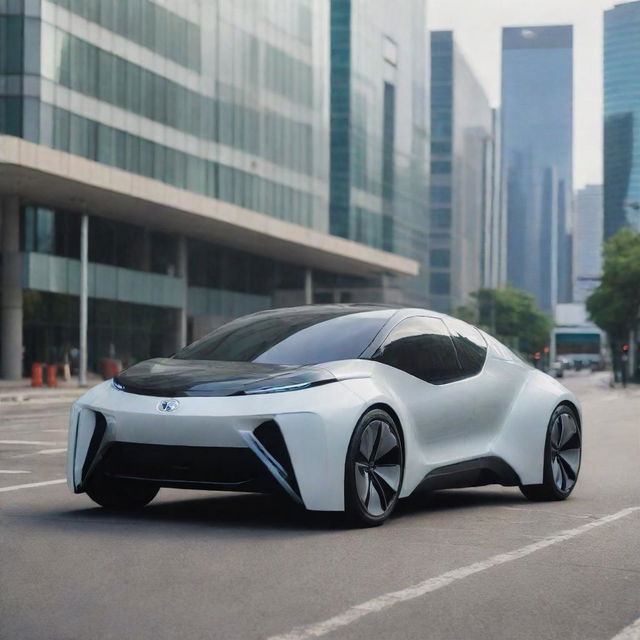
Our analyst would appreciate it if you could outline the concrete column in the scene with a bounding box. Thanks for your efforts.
[304,268,313,305]
[176,236,188,350]
[79,214,89,386]
[1,197,23,380]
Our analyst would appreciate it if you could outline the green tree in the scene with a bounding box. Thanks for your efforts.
[454,286,553,355]
[586,228,640,342]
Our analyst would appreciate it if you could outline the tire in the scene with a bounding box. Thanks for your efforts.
[86,473,159,510]
[344,408,404,527]
[520,404,581,501]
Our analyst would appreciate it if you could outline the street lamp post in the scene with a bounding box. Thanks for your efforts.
[79,213,89,387]
[622,202,639,381]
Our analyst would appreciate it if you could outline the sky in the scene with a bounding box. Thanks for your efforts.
[429,0,629,191]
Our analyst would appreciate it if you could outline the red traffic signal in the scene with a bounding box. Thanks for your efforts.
[622,344,629,352]
[543,346,550,354]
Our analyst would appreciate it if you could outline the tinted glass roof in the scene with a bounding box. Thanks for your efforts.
[174,305,400,365]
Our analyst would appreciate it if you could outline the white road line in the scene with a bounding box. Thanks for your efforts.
[0,469,31,474]
[611,616,640,640]
[11,447,67,459]
[268,506,640,640]
[0,440,65,446]
[0,478,66,493]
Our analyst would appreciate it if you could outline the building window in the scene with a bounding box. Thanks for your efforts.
[430,249,450,268]
[431,141,451,155]
[430,209,451,229]
[431,160,451,174]
[430,185,451,204]
[430,272,450,295]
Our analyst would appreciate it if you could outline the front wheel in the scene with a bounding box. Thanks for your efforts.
[520,404,581,501]
[86,474,159,510]
[344,409,404,527]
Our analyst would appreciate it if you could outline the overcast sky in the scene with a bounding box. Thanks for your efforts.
[429,0,629,191]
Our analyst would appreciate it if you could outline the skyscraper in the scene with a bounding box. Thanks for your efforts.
[429,31,499,314]
[501,26,574,312]
[0,1,423,379]
[604,0,640,238]
[573,185,603,303]
[330,0,430,305]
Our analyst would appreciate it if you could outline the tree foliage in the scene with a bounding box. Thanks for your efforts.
[586,228,640,341]
[454,286,553,355]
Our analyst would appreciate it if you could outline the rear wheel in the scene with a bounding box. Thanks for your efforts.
[345,409,403,527]
[520,404,581,501]
[86,474,159,510]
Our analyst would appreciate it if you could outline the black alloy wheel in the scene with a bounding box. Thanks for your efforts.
[345,408,404,527]
[520,404,581,501]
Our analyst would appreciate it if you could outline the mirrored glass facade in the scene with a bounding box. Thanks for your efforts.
[0,0,429,378]
[1,0,328,229]
[430,31,497,313]
[330,0,429,304]
[604,0,640,236]
[501,26,573,312]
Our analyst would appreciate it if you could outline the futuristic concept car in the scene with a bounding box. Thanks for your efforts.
[67,305,582,526]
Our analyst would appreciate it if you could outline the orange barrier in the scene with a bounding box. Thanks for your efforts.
[31,363,43,387]
[46,364,58,388]
[100,358,122,380]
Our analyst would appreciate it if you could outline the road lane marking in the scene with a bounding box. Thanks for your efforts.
[611,618,640,640]
[0,440,65,446]
[0,478,66,493]
[268,506,640,640]
[0,470,31,474]
[11,447,67,459]
[611,616,640,640]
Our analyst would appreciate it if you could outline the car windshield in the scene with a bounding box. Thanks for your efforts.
[174,307,394,366]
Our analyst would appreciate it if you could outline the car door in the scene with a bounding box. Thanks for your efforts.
[443,317,513,453]
[370,315,484,466]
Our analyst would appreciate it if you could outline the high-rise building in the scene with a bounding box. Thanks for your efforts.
[330,0,429,305]
[483,108,507,291]
[573,185,603,303]
[0,0,424,380]
[429,31,500,314]
[501,26,574,312]
[604,0,640,238]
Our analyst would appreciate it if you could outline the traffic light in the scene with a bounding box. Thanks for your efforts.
[534,352,541,360]
[543,346,550,354]
[622,344,629,353]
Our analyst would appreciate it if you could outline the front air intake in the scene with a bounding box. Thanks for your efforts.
[81,411,107,483]
[241,420,302,504]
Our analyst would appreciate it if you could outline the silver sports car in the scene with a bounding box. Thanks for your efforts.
[68,304,582,526]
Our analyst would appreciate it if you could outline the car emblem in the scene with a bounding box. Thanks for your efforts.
[157,399,180,413]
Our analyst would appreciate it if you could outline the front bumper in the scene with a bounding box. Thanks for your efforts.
[67,380,367,511]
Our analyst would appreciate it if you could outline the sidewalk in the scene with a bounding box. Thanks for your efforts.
[0,374,103,404]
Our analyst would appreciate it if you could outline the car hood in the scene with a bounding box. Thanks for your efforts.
[113,358,331,397]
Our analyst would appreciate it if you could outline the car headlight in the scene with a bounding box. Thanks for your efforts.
[238,369,336,395]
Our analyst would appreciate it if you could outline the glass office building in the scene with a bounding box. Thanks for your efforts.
[501,26,574,313]
[604,0,640,237]
[430,31,501,314]
[329,0,429,305]
[0,0,420,379]
[573,184,603,303]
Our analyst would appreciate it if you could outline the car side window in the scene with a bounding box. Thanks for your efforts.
[370,316,460,384]
[445,317,488,378]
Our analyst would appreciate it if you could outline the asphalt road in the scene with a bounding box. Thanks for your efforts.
[1,371,638,640]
